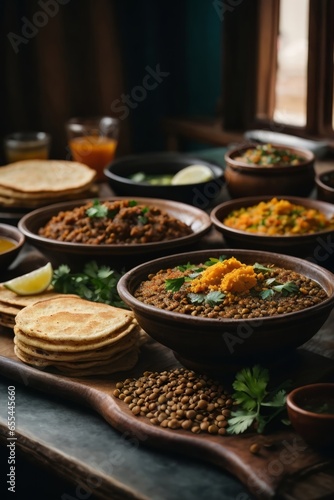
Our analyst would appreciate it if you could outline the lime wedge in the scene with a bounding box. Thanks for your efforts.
[171,165,214,185]
[3,262,53,295]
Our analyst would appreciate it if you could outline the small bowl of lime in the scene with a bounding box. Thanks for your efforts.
[104,152,225,208]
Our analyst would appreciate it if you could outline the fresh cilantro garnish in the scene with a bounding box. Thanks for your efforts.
[187,293,206,304]
[272,281,299,295]
[86,199,110,218]
[187,291,225,306]
[177,262,195,272]
[227,365,289,435]
[253,263,273,273]
[51,261,127,308]
[165,277,185,292]
[85,200,119,219]
[204,255,227,266]
[128,200,138,207]
[259,279,299,300]
[205,291,225,306]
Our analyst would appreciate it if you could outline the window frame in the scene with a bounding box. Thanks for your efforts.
[221,0,334,142]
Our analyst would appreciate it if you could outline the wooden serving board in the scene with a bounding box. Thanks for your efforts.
[0,326,334,499]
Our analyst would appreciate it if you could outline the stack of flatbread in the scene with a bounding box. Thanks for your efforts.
[0,160,98,209]
[13,296,145,377]
[0,284,73,329]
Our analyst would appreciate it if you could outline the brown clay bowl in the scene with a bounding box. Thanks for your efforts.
[117,249,334,375]
[224,143,315,198]
[18,197,212,271]
[210,196,334,265]
[286,383,334,449]
[316,169,334,204]
[0,223,25,270]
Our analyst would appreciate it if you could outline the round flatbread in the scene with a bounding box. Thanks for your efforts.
[15,296,135,344]
[0,160,96,194]
[14,329,139,362]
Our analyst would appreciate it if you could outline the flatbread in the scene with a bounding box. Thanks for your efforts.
[13,320,139,352]
[0,185,98,207]
[14,329,140,362]
[0,160,96,194]
[15,296,135,344]
[0,285,76,307]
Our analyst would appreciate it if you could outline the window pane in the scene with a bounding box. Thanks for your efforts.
[274,0,309,126]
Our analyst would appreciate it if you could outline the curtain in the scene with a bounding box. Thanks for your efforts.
[0,0,131,163]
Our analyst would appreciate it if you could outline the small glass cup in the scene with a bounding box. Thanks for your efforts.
[4,131,51,163]
[66,116,119,182]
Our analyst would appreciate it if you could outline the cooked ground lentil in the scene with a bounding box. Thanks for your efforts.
[113,368,234,435]
[223,198,334,235]
[134,257,328,319]
[38,199,193,244]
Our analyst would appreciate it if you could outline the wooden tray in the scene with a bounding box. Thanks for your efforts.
[0,326,334,499]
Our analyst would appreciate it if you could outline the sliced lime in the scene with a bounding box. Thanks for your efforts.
[171,165,214,185]
[3,262,53,295]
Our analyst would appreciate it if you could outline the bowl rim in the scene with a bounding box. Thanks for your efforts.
[17,196,213,255]
[286,382,334,419]
[0,223,25,254]
[104,152,224,187]
[315,169,334,193]
[117,248,334,326]
[210,195,334,242]
[224,142,315,171]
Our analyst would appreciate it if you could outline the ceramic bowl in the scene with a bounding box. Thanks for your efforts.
[117,249,334,375]
[316,169,334,204]
[17,197,212,271]
[224,143,315,198]
[0,223,25,269]
[104,152,225,209]
[286,383,334,449]
[210,196,334,265]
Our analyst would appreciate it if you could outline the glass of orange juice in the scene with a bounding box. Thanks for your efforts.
[4,132,51,163]
[66,116,119,182]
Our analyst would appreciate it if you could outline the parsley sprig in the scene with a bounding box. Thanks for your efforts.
[260,279,299,300]
[227,365,289,435]
[51,261,128,309]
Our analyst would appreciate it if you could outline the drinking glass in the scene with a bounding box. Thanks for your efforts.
[4,131,51,163]
[66,116,119,181]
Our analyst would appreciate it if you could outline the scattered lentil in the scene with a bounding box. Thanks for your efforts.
[113,368,234,436]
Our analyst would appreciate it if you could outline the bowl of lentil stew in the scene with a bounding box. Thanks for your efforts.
[224,143,315,198]
[210,196,334,266]
[117,249,334,375]
[17,197,212,270]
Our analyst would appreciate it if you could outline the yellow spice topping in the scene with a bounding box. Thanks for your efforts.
[189,257,257,294]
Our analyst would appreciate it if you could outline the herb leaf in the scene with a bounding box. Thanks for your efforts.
[253,263,273,273]
[227,365,288,435]
[86,199,109,218]
[51,261,127,308]
[165,277,185,292]
[205,291,225,306]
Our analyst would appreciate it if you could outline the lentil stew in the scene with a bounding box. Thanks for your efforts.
[134,256,328,319]
[38,199,193,244]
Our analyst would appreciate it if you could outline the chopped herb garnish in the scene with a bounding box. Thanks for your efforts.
[227,365,289,435]
[253,263,273,273]
[165,277,186,292]
[86,199,110,218]
[51,261,127,308]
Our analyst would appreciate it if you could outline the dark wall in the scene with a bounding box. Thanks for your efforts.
[0,0,222,163]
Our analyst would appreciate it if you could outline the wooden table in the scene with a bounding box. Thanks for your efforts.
[0,174,334,500]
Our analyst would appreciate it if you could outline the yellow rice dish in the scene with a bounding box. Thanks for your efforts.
[223,198,334,235]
